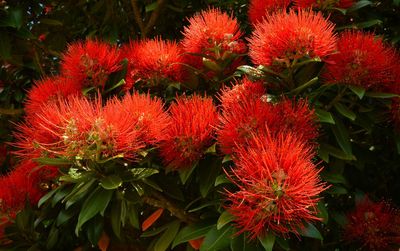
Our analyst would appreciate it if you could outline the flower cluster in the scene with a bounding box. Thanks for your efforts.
[217,78,318,155]
[226,132,327,238]
[295,0,354,9]
[248,0,291,25]
[182,8,247,77]
[323,31,399,91]
[345,198,400,250]
[249,10,337,69]
[159,95,218,169]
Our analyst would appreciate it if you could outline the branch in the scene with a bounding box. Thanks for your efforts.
[130,0,168,38]
[0,108,24,116]
[142,191,197,224]
[130,0,146,37]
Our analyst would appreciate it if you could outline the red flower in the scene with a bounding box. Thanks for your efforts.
[181,8,246,77]
[226,131,327,238]
[14,96,145,161]
[0,160,58,215]
[60,40,121,88]
[25,76,82,117]
[123,38,185,90]
[344,198,400,250]
[248,0,291,25]
[159,95,218,169]
[217,96,318,155]
[323,31,398,91]
[105,92,170,145]
[38,33,47,42]
[219,77,266,112]
[248,10,336,68]
[295,0,354,9]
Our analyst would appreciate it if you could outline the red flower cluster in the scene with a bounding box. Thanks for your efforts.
[15,93,168,161]
[217,78,318,155]
[226,132,327,238]
[159,95,218,169]
[323,31,399,91]
[249,10,336,69]
[295,0,354,9]
[248,0,291,25]
[123,38,185,90]
[345,198,400,250]
[60,40,121,88]
[0,160,58,216]
[181,8,246,76]
[25,76,82,116]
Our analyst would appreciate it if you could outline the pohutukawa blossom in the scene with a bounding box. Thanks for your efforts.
[181,8,247,76]
[344,198,400,250]
[123,38,185,90]
[248,10,336,69]
[248,0,291,25]
[0,160,58,216]
[25,76,82,116]
[295,0,354,9]
[323,31,399,91]
[14,96,145,161]
[105,92,171,145]
[159,95,218,169]
[217,96,318,155]
[219,77,266,111]
[60,40,121,88]
[226,131,327,238]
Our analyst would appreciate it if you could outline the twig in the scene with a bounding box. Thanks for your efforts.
[142,191,197,224]
[130,0,168,38]
[130,0,146,37]
[0,108,24,116]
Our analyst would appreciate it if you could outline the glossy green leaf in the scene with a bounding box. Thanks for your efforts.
[34,157,72,166]
[154,221,180,251]
[299,223,323,240]
[331,117,352,155]
[75,187,113,235]
[316,109,335,124]
[215,174,230,186]
[347,0,373,12]
[365,92,399,98]
[56,207,76,226]
[172,222,214,248]
[130,168,159,180]
[179,163,197,185]
[3,9,23,29]
[276,238,290,250]
[349,85,365,99]
[216,211,235,230]
[319,143,355,160]
[199,159,220,197]
[334,103,356,121]
[231,234,263,251]
[38,188,58,208]
[111,200,122,238]
[317,201,329,224]
[222,155,232,163]
[258,232,275,251]
[128,203,140,229]
[200,225,233,251]
[100,175,123,190]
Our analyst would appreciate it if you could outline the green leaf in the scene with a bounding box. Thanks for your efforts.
[215,174,231,186]
[331,116,352,155]
[64,179,96,209]
[100,175,123,190]
[258,232,275,251]
[34,157,72,166]
[317,201,329,224]
[334,103,356,121]
[199,159,221,197]
[75,187,113,235]
[337,19,382,30]
[141,224,170,238]
[172,222,214,248]
[237,65,264,79]
[0,32,11,59]
[179,163,197,185]
[52,186,72,207]
[154,221,180,251]
[217,211,235,230]
[38,188,58,208]
[205,143,217,154]
[347,0,373,12]
[127,203,139,229]
[349,85,365,99]
[2,9,23,29]
[111,200,122,238]
[222,155,232,163]
[145,2,158,12]
[276,238,290,251]
[316,109,335,124]
[365,92,399,99]
[231,234,263,251]
[56,207,76,226]
[322,172,347,184]
[130,168,159,180]
[46,225,59,250]
[40,18,63,26]
[319,143,355,160]
[299,223,323,240]
[200,225,233,251]
[328,185,348,195]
